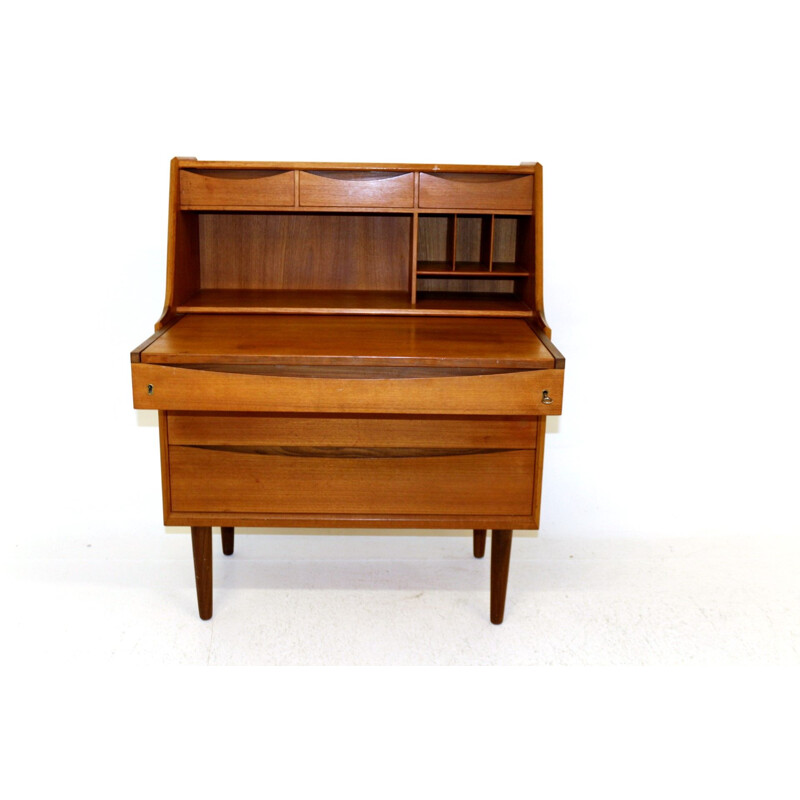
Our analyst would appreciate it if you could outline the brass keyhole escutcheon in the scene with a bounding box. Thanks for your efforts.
[147,384,154,395]
[542,390,553,405]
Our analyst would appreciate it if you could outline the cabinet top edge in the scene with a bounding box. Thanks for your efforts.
[176,159,539,174]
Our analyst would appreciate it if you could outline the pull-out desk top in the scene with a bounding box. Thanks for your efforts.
[137,314,556,369]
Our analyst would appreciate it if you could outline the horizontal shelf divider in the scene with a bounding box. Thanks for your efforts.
[181,205,533,214]
[176,289,532,318]
[417,264,529,277]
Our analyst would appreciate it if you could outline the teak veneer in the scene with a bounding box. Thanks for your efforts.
[131,158,565,624]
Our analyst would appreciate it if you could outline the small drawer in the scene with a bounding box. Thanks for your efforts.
[419,173,533,210]
[299,170,414,208]
[168,413,539,449]
[169,445,535,516]
[180,169,295,208]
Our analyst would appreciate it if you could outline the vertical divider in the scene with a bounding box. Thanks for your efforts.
[410,212,418,304]
[485,215,495,273]
[293,170,300,208]
[452,214,458,271]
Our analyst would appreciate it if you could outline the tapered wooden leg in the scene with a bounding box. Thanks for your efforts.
[191,526,213,620]
[473,529,486,558]
[221,526,234,556]
[490,529,513,624]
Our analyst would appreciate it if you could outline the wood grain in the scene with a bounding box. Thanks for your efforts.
[190,527,213,620]
[414,292,530,315]
[490,530,513,624]
[179,160,537,175]
[174,289,533,317]
[532,163,550,336]
[180,169,295,208]
[473,529,487,558]
[138,314,554,368]
[133,363,564,415]
[167,511,539,530]
[170,446,535,516]
[198,213,412,292]
[417,215,455,265]
[159,410,172,524]
[299,170,414,208]
[420,173,533,210]
[167,413,539,449]
[156,158,199,329]
[530,326,566,369]
[416,278,516,294]
[131,316,182,363]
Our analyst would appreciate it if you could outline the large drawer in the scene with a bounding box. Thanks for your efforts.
[419,172,533,210]
[180,168,295,208]
[299,170,414,207]
[133,364,564,415]
[168,445,535,516]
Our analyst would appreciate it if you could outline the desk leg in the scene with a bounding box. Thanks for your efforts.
[490,530,513,624]
[191,526,213,620]
[221,526,234,556]
[473,529,486,558]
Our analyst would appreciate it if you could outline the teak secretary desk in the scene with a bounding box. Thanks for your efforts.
[131,158,565,624]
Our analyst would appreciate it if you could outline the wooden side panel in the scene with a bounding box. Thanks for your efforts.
[532,163,550,336]
[157,158,199,329]
[158,410,171,523]
[532,414,547,528]
[169,446,535,515]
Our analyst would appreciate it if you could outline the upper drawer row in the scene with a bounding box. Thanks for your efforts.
[179,169,534,211]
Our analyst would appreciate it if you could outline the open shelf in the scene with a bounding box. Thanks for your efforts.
[168,188,537,320]
[414,292,532,317]
[415,213,531,291]
[176,289,532,318]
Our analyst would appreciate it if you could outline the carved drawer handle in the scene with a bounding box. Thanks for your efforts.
[542,390,553,405]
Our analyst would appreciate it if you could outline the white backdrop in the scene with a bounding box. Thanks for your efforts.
[3,1,798,794]
[3,1,797,543]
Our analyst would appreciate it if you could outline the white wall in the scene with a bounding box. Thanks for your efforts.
[4,1,798,541]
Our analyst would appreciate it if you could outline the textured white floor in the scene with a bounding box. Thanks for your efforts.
[4,529,798,666]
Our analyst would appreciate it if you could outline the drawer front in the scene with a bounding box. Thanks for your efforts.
[419,173,533,210]
[133,364,564,415]
[299,170,414,207]
[168,413,538,449]
[169,445,534,516]
[180,169,295,207]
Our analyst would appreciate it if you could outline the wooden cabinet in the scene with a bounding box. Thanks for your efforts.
[131,158,565,624]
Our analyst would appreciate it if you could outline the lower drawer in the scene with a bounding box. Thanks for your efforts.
[168,445,535,516]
